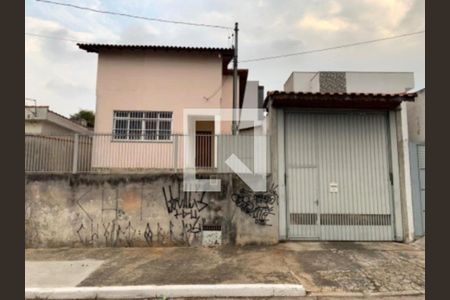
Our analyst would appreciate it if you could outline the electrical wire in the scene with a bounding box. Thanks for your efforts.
[25,32,81,43]
[26,28,425,66]
[203,82,224,101]
[240,30,425,63]
[35,0,233,30]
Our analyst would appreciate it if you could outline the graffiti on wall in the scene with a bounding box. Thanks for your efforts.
[143,223,153,245]
[72,180,211,247]
[231,183,279,226]
[162,184,208,244]
[76,219,180,247]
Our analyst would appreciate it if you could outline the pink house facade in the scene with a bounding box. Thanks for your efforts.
[78,44,247,170]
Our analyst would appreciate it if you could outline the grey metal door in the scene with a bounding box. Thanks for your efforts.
[285,114,320,239]
[285,111,395,241]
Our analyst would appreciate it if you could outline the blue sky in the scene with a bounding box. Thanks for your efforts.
[25,0,425,116]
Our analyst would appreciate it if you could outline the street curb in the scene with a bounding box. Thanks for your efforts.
[311,290,425,297]
[25,284,306,299]
[307,290,425,299]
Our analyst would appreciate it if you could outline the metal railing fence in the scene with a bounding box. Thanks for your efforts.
[25,133,270,174]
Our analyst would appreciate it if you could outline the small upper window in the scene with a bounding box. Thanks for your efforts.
[113,111,173,141]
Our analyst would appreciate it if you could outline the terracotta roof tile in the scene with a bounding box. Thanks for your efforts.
[77,43,234,55]
[264,91,417,110]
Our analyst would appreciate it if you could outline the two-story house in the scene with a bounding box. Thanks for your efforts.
[78,44,247,170]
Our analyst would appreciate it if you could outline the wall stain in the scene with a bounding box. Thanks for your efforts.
[231,183,279,226]
[25,174,278,248]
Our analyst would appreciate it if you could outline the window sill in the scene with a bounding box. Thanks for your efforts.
[110,139,173,143]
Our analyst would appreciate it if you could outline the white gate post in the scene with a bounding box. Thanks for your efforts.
[173,135,178,172]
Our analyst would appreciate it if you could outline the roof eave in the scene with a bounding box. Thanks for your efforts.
[77,43,234,56]
[263,91,416,110]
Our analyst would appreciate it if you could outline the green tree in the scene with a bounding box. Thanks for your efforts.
[70,109,95,128]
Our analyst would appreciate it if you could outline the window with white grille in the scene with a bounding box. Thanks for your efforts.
[113,111,173,141]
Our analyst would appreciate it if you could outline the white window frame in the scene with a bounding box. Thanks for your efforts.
[112,111,173,142]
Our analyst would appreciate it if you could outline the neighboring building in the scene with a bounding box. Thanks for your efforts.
[284,71,414,93]
[238,81,265,135]
[283,72,425,239]
[78,44,247,170]
[264,89,417,243]
[267,71,420,242]
[25,106,92,135]
[406,88,425,144]
[406,88,425,237]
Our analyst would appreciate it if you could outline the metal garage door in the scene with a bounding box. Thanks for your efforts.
[285,111,395,241]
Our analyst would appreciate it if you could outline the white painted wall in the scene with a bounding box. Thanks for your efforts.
[284,72,415,93]
[399,102,415,242]
[406,89,425,143]
[283,73,295,92]
[309,73,320,92]
[239,81,262,130]
[25,120,87,135]
[284,72,318,92]
[25,122,43,134]
[345,72,414,93]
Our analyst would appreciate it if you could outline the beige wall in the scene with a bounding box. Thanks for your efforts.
[25,122,43,135]
[25,120,83,135]
[93,50,237,169]
[95,50,234,134]
[41,122,81,135]
[220,74,234,133]
[25,173,279,248]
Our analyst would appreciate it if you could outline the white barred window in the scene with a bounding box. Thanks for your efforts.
[113,111,173,141]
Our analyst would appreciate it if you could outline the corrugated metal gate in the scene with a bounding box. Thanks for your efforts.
[285,111,395,241]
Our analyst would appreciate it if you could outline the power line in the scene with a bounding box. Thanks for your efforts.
[240,30,425,63]
[26,27,424,65]
[35,0,232,30]
[25,32,81,43]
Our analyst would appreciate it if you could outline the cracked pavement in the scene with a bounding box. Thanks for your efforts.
[25,240,425,297]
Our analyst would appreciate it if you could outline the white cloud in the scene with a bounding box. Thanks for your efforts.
[327,1,342,14]
[298,14,354,32]
[25,0,425,117]
[25,16,101,116]
[365,0,414,20]
[119,23,161,44]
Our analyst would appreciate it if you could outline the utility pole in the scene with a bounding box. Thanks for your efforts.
[232,22,239,135]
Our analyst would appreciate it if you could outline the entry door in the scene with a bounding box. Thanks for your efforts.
[195,131,213,168]
[285,114,320,239]
[285,111,395,241]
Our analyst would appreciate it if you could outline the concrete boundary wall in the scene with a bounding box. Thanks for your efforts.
[25,173,279,248]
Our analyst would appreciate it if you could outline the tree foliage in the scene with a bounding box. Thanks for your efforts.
[70,109,95,128]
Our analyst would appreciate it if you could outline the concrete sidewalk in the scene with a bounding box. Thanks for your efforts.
[25,241,425,299]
